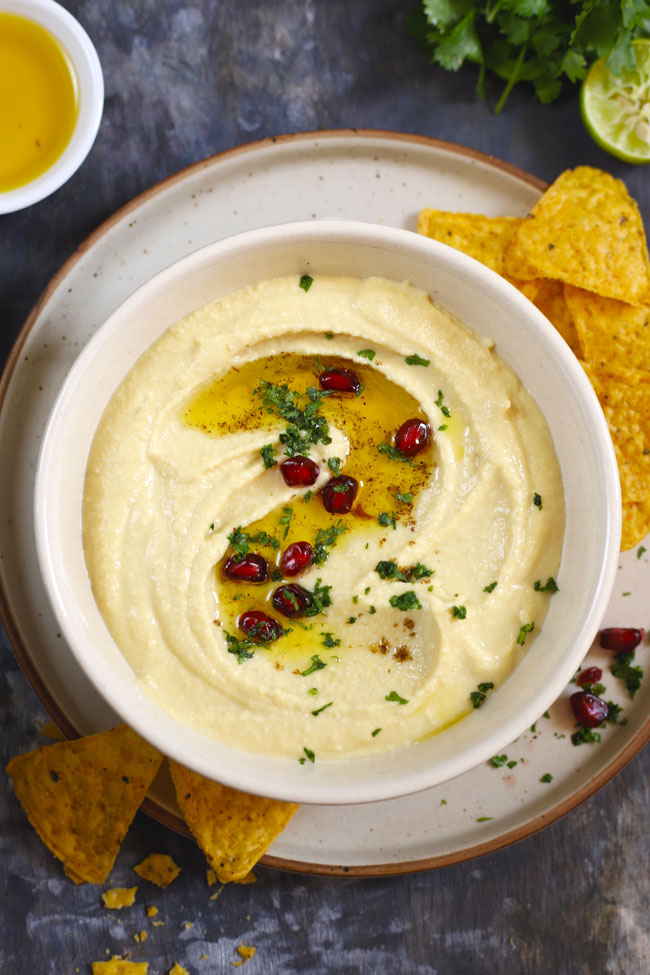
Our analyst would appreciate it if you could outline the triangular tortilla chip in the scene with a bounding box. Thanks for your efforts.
[533,279,582,356]
[168,760,298,883]
[565,286,650,370]
[503,167,650,304]
[6,724,162,884]
[133,852,180,888]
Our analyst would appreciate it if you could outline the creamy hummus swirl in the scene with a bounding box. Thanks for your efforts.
[83,275,564,760]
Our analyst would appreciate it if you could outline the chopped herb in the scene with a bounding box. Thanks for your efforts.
[378,511,397,530]
[324,331,334,340]
[301,655,327,676]
[637,546,647,559]
[610,651,643,699]
[440,799,447,805]
[375,559,408,582]
[320,632,341,649]
[313,522,346,565]
[352,595,359,604]
[302,578,332,617]
[299,274,313,292]
[347,616,357,624]
[357,349,376,361]
[483,581,498,593]
[208,522,215,532]
[581,681,606,697]
[369,605,376,614]
[327,456,341,476]
[543,711,550,719]
[530,722,537,734]
[507,760,518,769]
[534,577,559,593]
[408,562,433,580]
[389,591,422,611]
[260,443,277,469]
[533,493,543,510]
[299,746,315,764]
[452,605,467,619]
[308,687,318,696]
[623,591,631,597]
[606,701,625,724]
[303,490,313,504]
[540,773,553,783]
[311,701,333,716]
[279,506,293,539]
[371,728,382,737]
[405,353,430,367]
[377,441,415,467]
[477,817,493,822]
[517,622,535,646]
[435,389,451,417]
[364,586,371,595]
[396,492,413,503]
[270,567,283,582]
[572,726,601,746]
[253,379,331,458]
[470,681,494,709]
[385,690,409,705]
[224,631,256,664]
[490,754,508,768]
[227,526,280,556]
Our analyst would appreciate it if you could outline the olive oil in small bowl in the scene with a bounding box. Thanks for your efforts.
[0,0,103,213]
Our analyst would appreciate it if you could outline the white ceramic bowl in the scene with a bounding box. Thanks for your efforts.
[0,0,103,214]
[35,220,621,805]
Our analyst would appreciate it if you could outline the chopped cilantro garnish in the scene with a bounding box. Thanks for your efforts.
[327,456,341,475]
[507,760,517,769]
[610,651,643,699]
[483,581,498,593]
[378,511,397,530]
[321,632,341,649]
[302,578,332,617]
[572,726,601,746]
[352,595,359,604]
[533,493,543,510]
[385,690,409,705]
[347,616,356,624]
[375,560,408,582]
[324,331,334,340]
[606,701,626,724]
[260,443,277,469]
[377,442,415,466]
[357,349,376,361]
[279,506,293,539]
[540,773,553,783]
[490,754,508,767]
[270,567,283,582]
[227,526,280,556]
[638,546,647,559]
[308,687,318,696]
[301,654,327,676]
[435,389,451,417]
[299,274,313,292]
[311,701,333,716]
[517,622,535,646]
[405,353,430,367]
[253,379,331,458]
[452,605,467,619]
[299,746,315,764]
[313,522,345,565]
[389,590,422,611]
[371,727,382,737]
[470,681,494,709]
[477,817,493,822]
[224,631,256,664]
[396,491,413,503]
[534,577,559,592]
[369,605,376,614]
[303,490,313,504]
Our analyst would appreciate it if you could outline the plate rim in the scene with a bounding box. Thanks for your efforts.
[2,127,648,878]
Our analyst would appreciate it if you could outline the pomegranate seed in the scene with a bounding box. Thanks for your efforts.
[280,455,320,487]
[224,553,268,583]
[272,583,313,617]
[321,475,359,514]
[239,609,283,642]
[570,691,609,728]
[280,541,314,577]
[394,418,430,457]
[318,367,361,395]
[599,627,645,652]
[577,666,603,687]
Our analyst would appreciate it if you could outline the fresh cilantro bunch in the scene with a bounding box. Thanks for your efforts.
[410,1,650,113]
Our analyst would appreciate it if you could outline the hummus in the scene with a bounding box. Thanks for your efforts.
[83,275,564,760]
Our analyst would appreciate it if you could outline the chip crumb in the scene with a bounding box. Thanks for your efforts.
[91,959,148,974]
[209,885,225,901]
[40,720,65,740]
[206,868,217,886]
[101,887,138,910]
[133,853,181,889]
[132,930,147,943]
[184,921,193,930]
[234,871,256,885]
[232,944,256,966]
[145,905,158,918]
[152,920,165,927]
[169,965,189,975]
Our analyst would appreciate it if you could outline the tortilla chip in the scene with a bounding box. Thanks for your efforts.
[6,724,162,884]
[564,286,650,370]
[533,279,582,356]
[102,886,138,909]
[417,209,522,274]
[503,167,650,304]
[133,853,180,889]
[168,760,298,883]
[621,501,650,551]
[92,961,148,975]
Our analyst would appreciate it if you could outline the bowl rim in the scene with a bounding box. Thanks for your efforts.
[34,218,622,804]
[0,0,104,213]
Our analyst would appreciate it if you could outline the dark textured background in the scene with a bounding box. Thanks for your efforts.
[1,2,649,973]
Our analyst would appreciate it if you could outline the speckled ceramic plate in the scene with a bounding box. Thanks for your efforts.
[1,131,649,876]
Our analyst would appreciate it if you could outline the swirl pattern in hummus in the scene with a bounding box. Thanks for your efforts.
[83,275,565,760]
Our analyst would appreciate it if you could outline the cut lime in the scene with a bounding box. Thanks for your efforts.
[581,38,650,164]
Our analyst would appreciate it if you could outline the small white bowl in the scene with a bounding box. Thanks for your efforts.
[0,0,103,214]
[35,221,621,805]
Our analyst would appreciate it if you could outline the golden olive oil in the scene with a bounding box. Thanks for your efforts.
[0,13,79,192]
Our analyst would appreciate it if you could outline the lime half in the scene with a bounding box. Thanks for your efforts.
[581,38,650,164]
